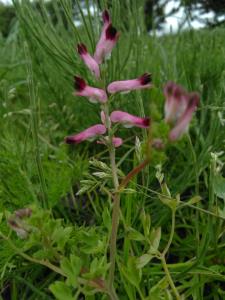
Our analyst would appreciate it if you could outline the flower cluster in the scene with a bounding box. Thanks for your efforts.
[65,10,152,147]
[65,10,199,147]
[164,82,199,141]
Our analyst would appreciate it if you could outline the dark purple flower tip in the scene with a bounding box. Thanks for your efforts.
[143,117,151,127]
[173,86,183,99]
[102,9,110,23]
[139,73,152,85]
[74,76,86,91]
[105,24,118,40]
[65,136,80,144]
[8,219,19,228]
[77,43,87,55]
[164,81,174,95]
[188,92,200,108]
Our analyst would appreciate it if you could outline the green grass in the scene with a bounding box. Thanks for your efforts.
[0,0,225,299]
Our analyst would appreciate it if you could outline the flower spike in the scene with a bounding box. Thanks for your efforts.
[74,76,107,103]
[77,43,100,79]
[107,73,152,94]
[164,82,199,140]
[110,111,150,128]
[65,124,106,144]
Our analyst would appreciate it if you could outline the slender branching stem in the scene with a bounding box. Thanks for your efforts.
[160,208,181,299]
[162,209,176,257]
[0,231,65,276]
[161,255,181,300]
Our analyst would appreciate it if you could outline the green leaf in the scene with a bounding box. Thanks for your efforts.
[136,253,153,269]
[149,227,161,253]
[187,196,202,205]
[213,174,225,200]
[49,281,74,300]
[147,277,169,299]
[127,228,145,241]
[60,255,82,287]
[141,210,151,238]
[52,226,72,250]
[120,257,142,289]
[102,207,111,231]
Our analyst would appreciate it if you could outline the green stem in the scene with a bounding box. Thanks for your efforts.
[162,209,176,257]
[102,102,120,299]
[161,255,181,300]
[108,135,120,297]
[160,209,181,299]
[0,231,64,276]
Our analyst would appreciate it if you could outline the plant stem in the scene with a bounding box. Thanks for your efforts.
[162,209,176,257]
[108,145,120,297]
[102,102,120,299]
[0,231,65,276]
[160,209,181,299]
[161,255,181,300]
[118,158,150,192]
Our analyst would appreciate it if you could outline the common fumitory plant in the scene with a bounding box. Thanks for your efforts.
[65,9,199,300]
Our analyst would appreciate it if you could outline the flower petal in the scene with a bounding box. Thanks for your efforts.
[74,76,107,103]
[107,73,152,94]
[65,124,107,144]
[169,93,199,141]
[164,82,188,123]
[110,111,150,128]
[94,13,119,65]
[77,43,100,79]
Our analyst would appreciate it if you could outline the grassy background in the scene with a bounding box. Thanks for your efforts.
[0,0,225,299]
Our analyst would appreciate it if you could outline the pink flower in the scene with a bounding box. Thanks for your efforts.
[97,136,123,148]
[110,111,150,128]
[74,76,107,103]
[112,137,123,147]
[164,82,188,123]
[65,124,106,144]
[94,10,119,64]
[169,92,199,141]
[102,9,111,29]
[107,73,152,94]
[77,43,100,79]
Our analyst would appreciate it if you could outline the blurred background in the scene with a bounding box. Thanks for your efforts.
[1,0,225,37]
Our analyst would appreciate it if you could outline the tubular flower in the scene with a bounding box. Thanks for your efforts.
[77,43,100,78]
[107,73,152,94]
[169,92,199,141]
[74,76,107,103]
[97,136,123,148]
[112,137,123,147]
[110,111,150,128]
[94,10,119,64]
[102,9,111,29]
[65,124,106,144]
[164,82,188,123]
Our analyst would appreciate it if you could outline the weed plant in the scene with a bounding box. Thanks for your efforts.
[0,1,225,299]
